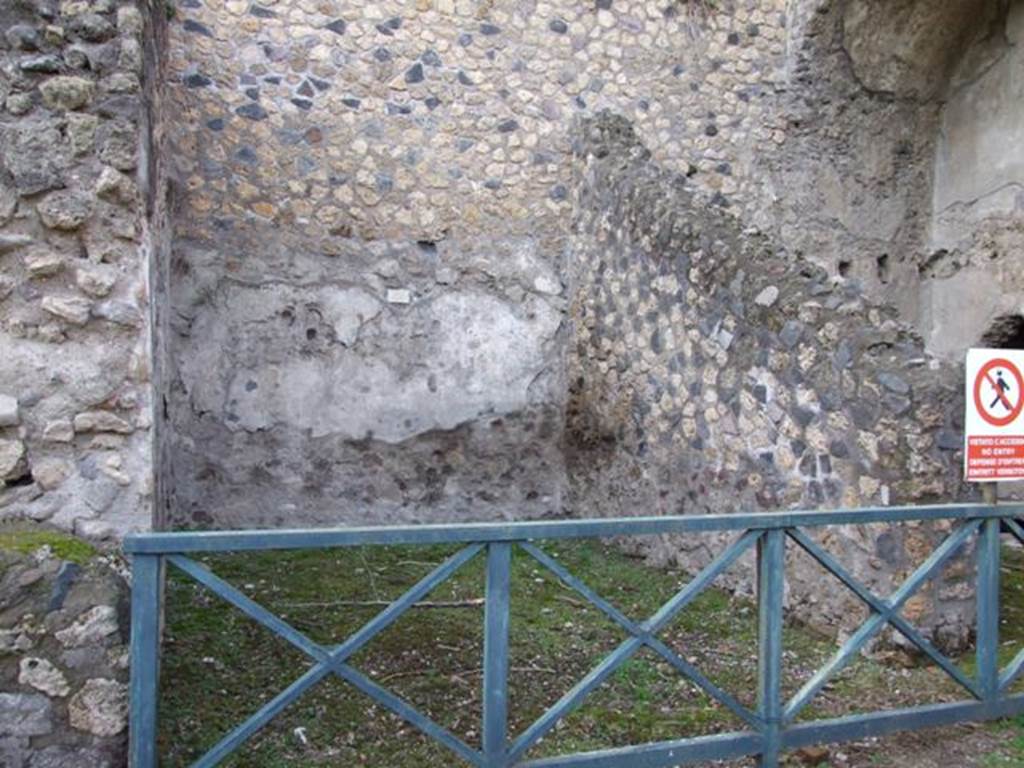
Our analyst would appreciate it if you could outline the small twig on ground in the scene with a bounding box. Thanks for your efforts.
[357,550,382,602]
[396,560,442,568]
[378,664,557,683]
[278,598,485,610]
[554,595,587,609]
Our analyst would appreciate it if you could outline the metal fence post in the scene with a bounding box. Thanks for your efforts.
[757,530,785,767]
[977,517,1001,701]
[483,542,512,767]
[129,554,162,768]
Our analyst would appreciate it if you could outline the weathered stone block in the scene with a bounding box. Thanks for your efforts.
[0,439,27,482]
[0,183,16,225]
[65,113,99,155]
[41,295,92,325]
[68,679,127,737]
[19,55,63,73]
[74,264,117,297]
[38,192,93,231]
[0,737,28,768]
[39,76,95,111]
[5,24,41,51]
[0,276,15,302]
[55,605,119,647]
[0,395,20,427]
[0,693,53,737]
[72,412,132,434]
[92,300,141,326]
[116,6,143,34]
[97,123,137,171]
[42,420,74,443]
[94,167,135,203]
[18,658,71,698]
[24,248,65,279]
[0,234,34,254]
[32,458,72,491]
[755,286,780,307]
[68,13,115,43]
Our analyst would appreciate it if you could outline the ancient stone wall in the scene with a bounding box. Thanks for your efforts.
[567,113,974,647]
[0,0,155,539]
[157,0,795,527]
[0,527,130,767]
[1,0,1019,559]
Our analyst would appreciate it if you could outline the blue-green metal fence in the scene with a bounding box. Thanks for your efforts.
[125,503,1024,767]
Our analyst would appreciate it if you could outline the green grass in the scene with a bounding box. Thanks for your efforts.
[984,546,1024,767]
[982,714,1024,767]
[0,528,98,565]
[158,540,1024,767]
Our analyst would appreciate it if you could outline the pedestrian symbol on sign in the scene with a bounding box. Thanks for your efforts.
[989,370,1012,411]
[974,358,1024,428]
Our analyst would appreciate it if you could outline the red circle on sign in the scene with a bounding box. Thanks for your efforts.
[974,358,1024,427]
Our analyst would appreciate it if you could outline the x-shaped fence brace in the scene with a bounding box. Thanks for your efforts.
[131,512,1024,768]
[167,544,487,767]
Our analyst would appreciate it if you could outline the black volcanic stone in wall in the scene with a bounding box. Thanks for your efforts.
[184,73,211,88]
[183,19,213,36]
[405,63,424,83]
[236,102,268,120]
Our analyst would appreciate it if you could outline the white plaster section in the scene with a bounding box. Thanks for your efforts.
[316,287,382,346]
[920,268,1024,359]
[932,4,1024,249]
[922,3,1024,359]
[184,289,561,443]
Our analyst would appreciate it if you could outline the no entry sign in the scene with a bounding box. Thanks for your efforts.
[965,348,1024,482]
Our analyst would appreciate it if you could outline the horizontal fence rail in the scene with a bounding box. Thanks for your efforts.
[126,503,1024,767]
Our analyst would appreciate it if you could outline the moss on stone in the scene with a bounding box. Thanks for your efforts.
[0,529,98,565]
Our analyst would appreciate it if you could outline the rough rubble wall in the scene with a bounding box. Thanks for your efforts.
[923,1,1024,358]
[771,0,969,324]
[567,113,974,647]
[159,0,797,527]
[770,1,940,323]
[0,0,1013,544]
[0,532,130,767]
[0,0,155,539]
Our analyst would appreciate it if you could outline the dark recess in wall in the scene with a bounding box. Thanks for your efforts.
[981,315,1024,350]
